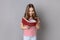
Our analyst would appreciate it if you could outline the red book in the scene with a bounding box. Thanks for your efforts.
[22,17,37,26]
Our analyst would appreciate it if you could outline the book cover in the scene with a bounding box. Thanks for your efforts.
[22,17,37,26]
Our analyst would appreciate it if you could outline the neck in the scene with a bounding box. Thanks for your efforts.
[30,16,32,18]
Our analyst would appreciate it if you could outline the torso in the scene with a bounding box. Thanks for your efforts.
[23,17,37,36]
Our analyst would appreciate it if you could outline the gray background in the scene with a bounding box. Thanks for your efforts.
[0,0,60,40]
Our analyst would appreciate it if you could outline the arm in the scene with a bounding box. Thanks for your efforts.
[20,22,25,30]
[36,17,40,30]
[20,22,26,30]
[20,22,29,30]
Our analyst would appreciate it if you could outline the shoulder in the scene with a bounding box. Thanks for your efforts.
[22,17,26,20]
[35,17,40,20]
[21,16,25,18]
[22,17,27,19]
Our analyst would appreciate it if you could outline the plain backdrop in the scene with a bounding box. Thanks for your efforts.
[0,0,60,40]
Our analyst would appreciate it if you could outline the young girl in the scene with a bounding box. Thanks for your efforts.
[20,3,40,40]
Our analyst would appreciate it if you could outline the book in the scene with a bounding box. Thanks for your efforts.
[22,17,37,26]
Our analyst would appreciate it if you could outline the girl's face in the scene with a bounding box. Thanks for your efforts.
[29,7,34,17]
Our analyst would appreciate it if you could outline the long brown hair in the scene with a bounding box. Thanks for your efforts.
[24,3,38,22]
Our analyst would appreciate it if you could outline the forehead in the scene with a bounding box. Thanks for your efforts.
[29,7,33,10]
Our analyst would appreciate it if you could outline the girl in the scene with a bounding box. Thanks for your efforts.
[20,3,40,40]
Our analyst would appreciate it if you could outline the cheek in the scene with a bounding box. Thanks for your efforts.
[32,11,34,13]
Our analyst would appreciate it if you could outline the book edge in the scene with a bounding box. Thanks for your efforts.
[22,17,29,22]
